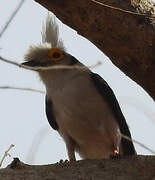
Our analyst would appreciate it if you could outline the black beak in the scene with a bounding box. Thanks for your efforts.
[21,60,41,67]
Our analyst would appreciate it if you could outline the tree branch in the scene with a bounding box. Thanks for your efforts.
[0,156,155,180]
[34,0,155,100]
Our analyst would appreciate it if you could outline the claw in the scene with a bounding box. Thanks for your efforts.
[113,149,119,156]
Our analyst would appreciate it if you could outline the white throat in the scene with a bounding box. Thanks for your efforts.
[39,69,86,98]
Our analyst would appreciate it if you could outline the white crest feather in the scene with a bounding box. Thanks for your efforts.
[42,14,65,51]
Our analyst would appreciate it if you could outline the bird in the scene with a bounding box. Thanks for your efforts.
[22,15,136,161]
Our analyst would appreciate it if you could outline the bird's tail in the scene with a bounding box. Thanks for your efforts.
[121,133,136,155]
[41,13,65,50]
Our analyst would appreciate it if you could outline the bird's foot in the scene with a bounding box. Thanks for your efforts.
[110,149,121,159]
[58,159,69,164]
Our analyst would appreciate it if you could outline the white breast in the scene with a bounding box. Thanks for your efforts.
[42,70,121,159]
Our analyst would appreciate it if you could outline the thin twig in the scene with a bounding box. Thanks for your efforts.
[0,56,20,67]
[0,86,45,94]
[121,134,155,154]
[0,0,25,38]
[0,144,15,167]
[0,56,102,71]
[91,0,153,17]
[88,61,102,68]
[20,61,102,71]
[0,56,36,70]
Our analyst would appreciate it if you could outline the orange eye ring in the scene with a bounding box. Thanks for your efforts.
[48,48,64,62]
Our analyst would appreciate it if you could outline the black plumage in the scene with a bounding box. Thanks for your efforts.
[45,95,59,130]
[90,72,136,155]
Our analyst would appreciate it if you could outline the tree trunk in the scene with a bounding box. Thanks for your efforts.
[34,0,155,100]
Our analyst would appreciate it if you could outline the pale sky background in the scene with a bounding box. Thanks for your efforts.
[0,0,155,168]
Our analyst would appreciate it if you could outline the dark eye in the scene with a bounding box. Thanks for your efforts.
[48,48,64,62]
[53,52,61,59]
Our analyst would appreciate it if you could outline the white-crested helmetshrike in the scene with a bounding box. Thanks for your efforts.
[22,15,136,161]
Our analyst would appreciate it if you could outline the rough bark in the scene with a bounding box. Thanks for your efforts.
[34,0,155,100]
[0,156,155,180]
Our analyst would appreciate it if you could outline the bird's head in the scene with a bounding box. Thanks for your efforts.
[21,15,79,71]
[22,44,77,68]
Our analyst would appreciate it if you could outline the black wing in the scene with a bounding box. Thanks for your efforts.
[45,95,59,130]
[90,72,136,155]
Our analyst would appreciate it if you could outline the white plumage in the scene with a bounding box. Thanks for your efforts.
[42,14,65,51]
